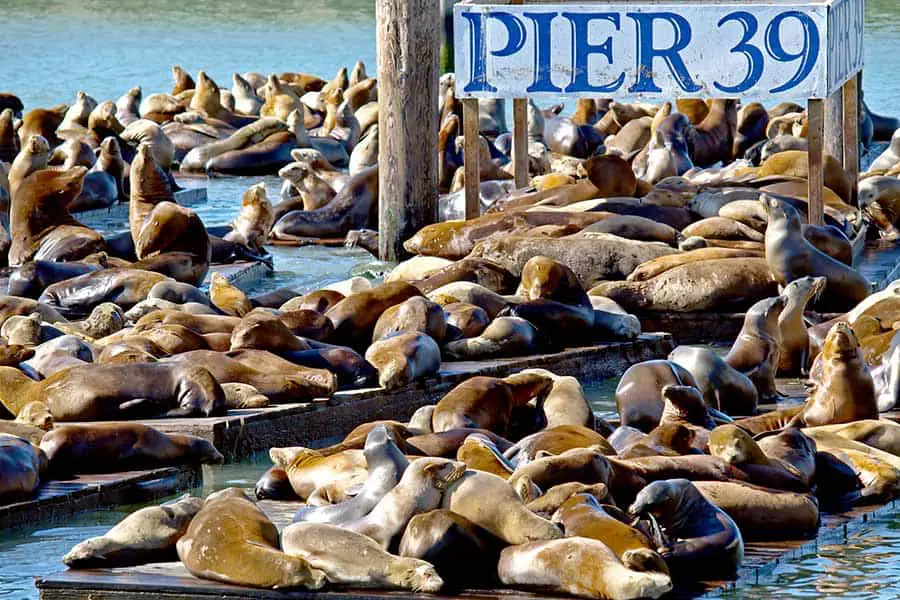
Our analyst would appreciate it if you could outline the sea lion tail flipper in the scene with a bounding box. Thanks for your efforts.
[707,407,734,425]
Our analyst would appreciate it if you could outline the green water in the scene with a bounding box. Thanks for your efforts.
[2,0,900,597]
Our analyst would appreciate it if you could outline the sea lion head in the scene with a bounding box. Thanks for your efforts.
[749,295,788,329]
[170,432,225,464]
[100,136,122,159]
[278,161,311,186]
[24,134,51,156]
[824,321,861,358]
[660,384,711,428]
[88,101,124,134]
[519,256,564,301]
[15,400,53,430]
[229,311,308,351]
[783,275,826,307]
[760,193,803,230]
[627,478,699,521]
[708,424,763,466]
[389,559,444,593]
[419,457,466,490]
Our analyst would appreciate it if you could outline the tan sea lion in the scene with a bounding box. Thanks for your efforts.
[790,322,877,427]
[758,150,852,203]
[209,273,252,317]
[509,446,611,492]
[778,276,826,375]
[707,425,810,491]
[282,522,443,592]
[365,331,441,389]
[505,425,614,465]
[725,296,787,402]
[456,433,515,478]
[626,247,762,282]
[274,447,367,500]
[372,297,446,343]
[222,182,274,253]
[63,495,203,568]
[17,104,67,147]
[498,537,672,600]
[177,488,326,589]
[443,302,490,341]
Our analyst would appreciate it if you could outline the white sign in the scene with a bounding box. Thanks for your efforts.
[454,0,864,100]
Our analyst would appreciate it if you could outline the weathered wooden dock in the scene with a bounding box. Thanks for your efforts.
[202,260,273,288]
[0,466,201,531]
[34,497,899,599]
[138,333,674,461]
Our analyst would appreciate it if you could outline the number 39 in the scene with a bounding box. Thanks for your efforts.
[714,10,820,94]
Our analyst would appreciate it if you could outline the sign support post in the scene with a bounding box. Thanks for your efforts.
[843,73,860,206]
[808,98,826,226]
[463,98,481,218]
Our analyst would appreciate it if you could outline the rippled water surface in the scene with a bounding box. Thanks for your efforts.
[2,0,900,597]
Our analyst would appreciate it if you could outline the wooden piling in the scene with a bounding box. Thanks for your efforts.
[376,0,440,261]
[807,98,826,226]
[463,98,481,218]
[843,73,860,206]
[512,98,529,188]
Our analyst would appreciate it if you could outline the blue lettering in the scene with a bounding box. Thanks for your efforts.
[627,12,701,93]
[523,11,563,93]
[561,12,625,93]
[714,11,764,93]
[461,11,526,93]
[765,11,820,94]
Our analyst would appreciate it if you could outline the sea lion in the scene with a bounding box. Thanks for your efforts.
[209,272,252,316]
[628,478,743,579]
[134,202,210,283]
[295,425,409,525]
[432,374,551,435]
[282,522,443,592]
[804,420,900,456]
[365,331,441,389]
[509,447,612,492]
[121,119,175,170]
[63,495,203,568]
[504,425,614,466]
[802,224,853,265]
[10,166,104,266]
[18,104,67,147]
[668,346,758,416]
[590,258,778,313]
[626,248,762,282]
[347,457,466,548]
[326,281,422,349]
[778,276,826,375]
[682,217,764,242]
[0,108,18,163]
[869,128,900,171]
[693,481,819,541]
[756,428,817,486]
[442,302,490,341]
[443,317,538,360]
[38,269,169,317]
[14,401,53,431]
[733,102,769,160]
[516,368,593,429]
[177,488,326,589]
[428,282,508,318]
[278,309,334,341]
[273,447,367,501]
[280,289,345,313]
[372,297,446,343]
[615,360,700,433]
[725,296,787,402]
[455,433,515,478]
[0,433,45,500]
[526,481,610,517]
[232,73,264,115]
[229,311,309,352]
[790,322,877,427]
[762,195,870,312]
[498,537,672,600]
[0,362,225,420]
[413,258,517,295]
[255,466,297,500]
[707,425,810,491]
[221,183,274,253]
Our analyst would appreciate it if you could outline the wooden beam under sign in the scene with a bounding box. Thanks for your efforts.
[843,73,860,207]
[463,98,480,219]
[807,98,825,226]
[512,98,528,188]
[825,87,843,166]
[376,0,440,261]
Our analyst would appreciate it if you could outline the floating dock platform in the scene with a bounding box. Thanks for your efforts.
[0,466,201,531]
[137,333,673,461]
[35,497,899,599]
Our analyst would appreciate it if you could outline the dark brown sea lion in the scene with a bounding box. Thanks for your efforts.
[412,258,517,295]
[40,423,222,474]
[177,488,326,589]
[0,362,225,420]
[272,166,377,240]
[256,466,298,500]
[432,374,552,436]
[790,322,877,427]
[38,269,169,317]
[628,478,743,579]
[18,105,67,147]
[325,281,422,349]
[732,102,769,160]
[0,108,18,163]
[725,296,787,402]
[9,166,104,266]
[615,360,700,432]
[762,195,869,312]
[134,202,210,284]
[802,224,852,266]
[689,99,737,167]
[8,260,101,298]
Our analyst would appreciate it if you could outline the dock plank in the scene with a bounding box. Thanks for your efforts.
[136,334,675,461]
[0,466,201,530]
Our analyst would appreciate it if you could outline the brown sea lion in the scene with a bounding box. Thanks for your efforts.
[614,360,700,432]
[209,272,252,316]
[694,481,819,541]
[626,247,762,282]
[504,425,615,465]
[508,447,612,492]
[40,423,222,473]
[668,346,758,415]
[0,362,225,420]
[38,269,169,316]
[731,406,804,436]
[498,537,672,599]
[372,297,446,343]
[0,433,45,500]
[732,102,769,160]
[758,150,853,204]
[326,281,422,348]
[229,311,309,352]
[280,289,345,313]
[725,296,787,402]
[707,425,810,491]
[432,374,552,435]
[18,104,67,147]
[689,99,737,167]
[412,258,517,295]
[790,322,877,427]
[177,488,326,589]
[443,302,490,341]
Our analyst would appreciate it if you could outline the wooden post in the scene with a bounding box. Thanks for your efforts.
[376,0,440,261]
[462,98,481,219]
[807,98,826,226]
[512,98,529,188]
[843,73,860,206]
[824,87,843,165]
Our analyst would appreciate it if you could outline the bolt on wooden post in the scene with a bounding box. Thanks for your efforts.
[377,0,440,261]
